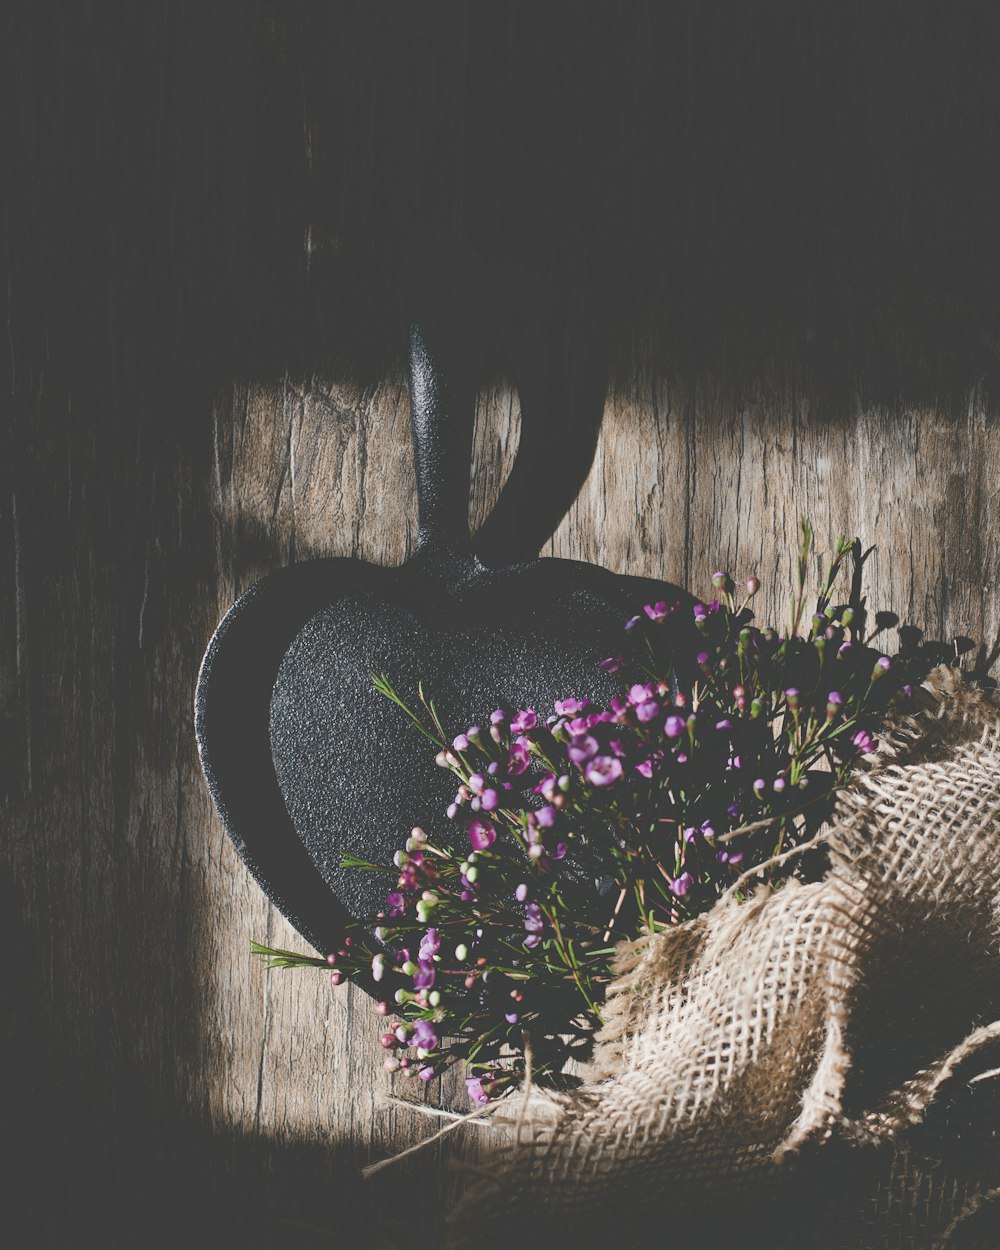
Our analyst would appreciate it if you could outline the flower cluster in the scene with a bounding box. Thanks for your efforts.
[254,527,929,1105]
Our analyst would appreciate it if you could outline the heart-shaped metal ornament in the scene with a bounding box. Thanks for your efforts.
[195,247,685,972]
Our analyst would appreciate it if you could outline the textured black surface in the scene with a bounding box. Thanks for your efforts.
[269,565,665,928]
[196,247,686,966]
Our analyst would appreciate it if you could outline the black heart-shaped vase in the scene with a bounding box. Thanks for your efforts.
[195,249,686,975]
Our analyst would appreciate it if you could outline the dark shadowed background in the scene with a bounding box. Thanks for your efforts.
[3,3,1000,1247]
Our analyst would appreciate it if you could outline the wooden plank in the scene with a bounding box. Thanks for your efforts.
[5,339,1000,1245]
[6,7,1000,1241]
[202,373,1000,1243]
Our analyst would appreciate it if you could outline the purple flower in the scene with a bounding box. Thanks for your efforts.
[534,772,557,801]
[507,736,532,776]
[490,709,506,725]
[515,883,529,902]
[412,1019,438,1050]
[599,656,625,673]
[418,1065,436,1082]
[418,928,440,961]
[412,959,435,990]
[664,715,685,739]
[505,1012,520,1025]
[523,901,544,947]
[452,734,470,752]
[644,601,677,622]
[480,788,499,812]
[585,755,623,787]
[385,891,405,916]
[628,682,654,706]
[852,728,876,754]
[371,954,385,982]
[555,697,588,716]
[568,734,599,765]
[715,718,733,732]
[669,872,694,897]
[636,699,660,723]
[536,805,557,828]
[468,818,497,850]
[465,1076,490,1105]
[606,698,629,726]
[510,708,538,734]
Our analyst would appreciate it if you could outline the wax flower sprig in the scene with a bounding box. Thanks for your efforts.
[255,524,926,1105]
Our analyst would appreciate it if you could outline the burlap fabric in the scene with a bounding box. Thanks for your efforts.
[445,669,1000,1249]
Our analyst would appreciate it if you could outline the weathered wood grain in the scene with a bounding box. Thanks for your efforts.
[6,7,1000,1247]
[5,348,1000,1248]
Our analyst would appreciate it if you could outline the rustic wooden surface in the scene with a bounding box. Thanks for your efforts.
[5,361,1000,1248]
[6,5,1000,1247]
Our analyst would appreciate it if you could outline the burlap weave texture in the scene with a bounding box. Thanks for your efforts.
[445,670,1000,1249]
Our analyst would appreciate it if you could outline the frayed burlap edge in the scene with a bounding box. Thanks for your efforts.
[442,667,1000,1249]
